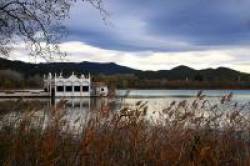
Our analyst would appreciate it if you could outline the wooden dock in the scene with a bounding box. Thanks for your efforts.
[0,90,50,98]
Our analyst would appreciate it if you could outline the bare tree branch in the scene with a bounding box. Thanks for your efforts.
[0,0,106,61]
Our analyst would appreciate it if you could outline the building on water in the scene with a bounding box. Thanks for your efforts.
[44,73,108,97]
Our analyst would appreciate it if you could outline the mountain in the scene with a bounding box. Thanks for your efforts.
[0,58,138,76]
[0,58,249,81]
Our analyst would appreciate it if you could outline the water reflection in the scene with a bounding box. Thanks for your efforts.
[1,89,250,115]
[0,97,120,133]
[1,89,250,133]
[53,97,122,112]
[1,90,250,117]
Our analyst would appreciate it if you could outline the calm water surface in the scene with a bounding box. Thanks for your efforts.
[117,89,250,98]
[1,89,250,131]
[116,89,250,112]
[1,89,250,112]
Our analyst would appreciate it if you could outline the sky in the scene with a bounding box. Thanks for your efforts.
[10,0,250,72]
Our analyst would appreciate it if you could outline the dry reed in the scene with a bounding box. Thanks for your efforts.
[1,92,250,165]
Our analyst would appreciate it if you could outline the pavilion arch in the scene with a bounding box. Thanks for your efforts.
[56,81,65,92]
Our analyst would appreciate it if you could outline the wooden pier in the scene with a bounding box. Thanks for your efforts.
[0,90,50,98]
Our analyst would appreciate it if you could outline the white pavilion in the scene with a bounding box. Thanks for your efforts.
[44,73,108,97]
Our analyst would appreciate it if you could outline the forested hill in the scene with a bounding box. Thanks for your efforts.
[0,57,250,82]
[0,58,138,76]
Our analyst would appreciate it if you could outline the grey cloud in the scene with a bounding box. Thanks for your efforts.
[62,0,250,52]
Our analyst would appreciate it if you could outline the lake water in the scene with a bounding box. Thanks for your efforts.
[115,89,250,113]
[1,89,250,132]
[0,89,249,115]
[1,89,250,112]
[117,89,250,99]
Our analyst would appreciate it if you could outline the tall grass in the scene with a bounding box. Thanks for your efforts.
[1,93,250,165]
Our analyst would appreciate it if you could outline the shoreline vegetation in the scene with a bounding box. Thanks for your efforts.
[1,58,250,90]
[1,93,250,165]
[1,69,250,90]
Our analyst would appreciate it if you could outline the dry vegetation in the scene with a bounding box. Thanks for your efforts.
[1,92,250,165]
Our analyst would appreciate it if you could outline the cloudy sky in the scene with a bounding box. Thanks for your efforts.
[12,0,250,72]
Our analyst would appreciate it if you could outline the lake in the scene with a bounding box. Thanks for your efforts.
[1,89,250,132]
[1,89,250,112]
[115,89,250,114]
